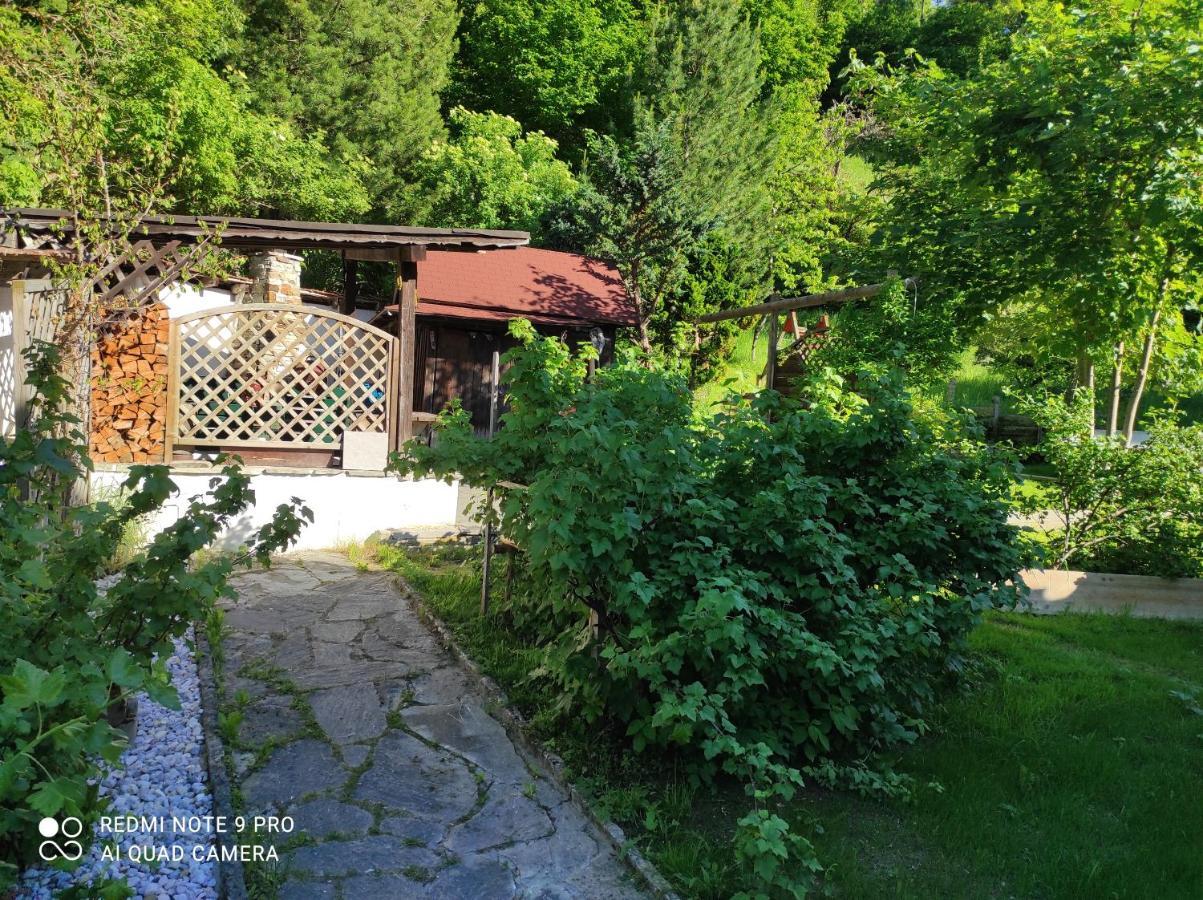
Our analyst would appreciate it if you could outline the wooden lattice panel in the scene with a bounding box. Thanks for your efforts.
[170,304,397,449]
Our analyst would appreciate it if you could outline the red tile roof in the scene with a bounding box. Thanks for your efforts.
[395,247,636,327]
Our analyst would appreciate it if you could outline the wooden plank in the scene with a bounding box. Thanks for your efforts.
[163,319,180,463]
[10,279,27,431]
[488,349,500,436]
[395,257,419,442]
[694,278,917,324]
[387,325,400,452]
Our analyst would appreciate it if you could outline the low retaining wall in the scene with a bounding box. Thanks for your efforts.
[91,465,460,551]
[1022,568,1203,620]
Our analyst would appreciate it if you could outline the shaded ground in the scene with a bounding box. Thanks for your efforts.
[215,552,644,899]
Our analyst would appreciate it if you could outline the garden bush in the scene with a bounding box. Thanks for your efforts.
[393,320,1024,894]
[0,343,310,888]
[1019,396,1203,577]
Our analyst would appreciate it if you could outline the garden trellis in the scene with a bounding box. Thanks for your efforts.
[168,304,399,453]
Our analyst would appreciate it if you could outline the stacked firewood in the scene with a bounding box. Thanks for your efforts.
[89,304,170,463]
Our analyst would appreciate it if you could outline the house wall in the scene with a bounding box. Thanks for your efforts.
[91,465,462,551]
[415,318,615,435]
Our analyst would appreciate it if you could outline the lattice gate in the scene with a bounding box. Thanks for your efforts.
[167,304,398,454]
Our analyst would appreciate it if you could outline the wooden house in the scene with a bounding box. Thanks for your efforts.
[371,247,636,434]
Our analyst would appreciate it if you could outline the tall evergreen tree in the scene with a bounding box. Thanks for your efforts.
[553,0,776,365]
[237,0,459,218]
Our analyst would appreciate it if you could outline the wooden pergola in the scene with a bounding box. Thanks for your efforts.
[693,278,916,389]
[1,208,529,443]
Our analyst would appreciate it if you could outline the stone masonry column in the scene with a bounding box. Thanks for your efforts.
[247,251,303,304]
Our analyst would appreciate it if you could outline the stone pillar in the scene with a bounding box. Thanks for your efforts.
[247,251,302,304]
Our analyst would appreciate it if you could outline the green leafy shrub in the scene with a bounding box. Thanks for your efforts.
[1019,397,1203,577]
[392,320,1023,894]
[0,343,310,887]
[806,277,961,387]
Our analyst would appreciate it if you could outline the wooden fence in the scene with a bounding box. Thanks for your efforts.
[167,304,398,455]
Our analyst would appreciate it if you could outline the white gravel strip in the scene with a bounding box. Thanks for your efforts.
[17,634,220,900]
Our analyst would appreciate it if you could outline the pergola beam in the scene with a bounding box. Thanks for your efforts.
[393,247,425,445]
[694,278,916,324]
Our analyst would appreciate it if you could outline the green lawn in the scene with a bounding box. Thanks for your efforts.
[694,324,767,413]
[378,544,1203,899]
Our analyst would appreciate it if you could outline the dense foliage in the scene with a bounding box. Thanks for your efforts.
[402,107,579,240]
[0,0,366,219]
[393,321,1024,892]
[1020,398,1203,578]
[449,0,642,155]
[852,0,1203,428]
[548,0,778,367]
[238,0,459,218]
[0,344,309,886]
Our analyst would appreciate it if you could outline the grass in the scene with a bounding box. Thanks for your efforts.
[805,613,1203,898]
[694,324,768,413]
[929,347,1010,412]
[379,543,1203,899]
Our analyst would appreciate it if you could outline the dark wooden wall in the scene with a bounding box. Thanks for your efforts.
[414,318,616,435]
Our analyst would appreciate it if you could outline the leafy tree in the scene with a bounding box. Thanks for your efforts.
[401,108,578,240]
[748,0,864,96]
[449,0,643,155]
[552,0,777,364]
[237,0,459,217]
[1018,396,1203,577]
[853,0,1203,437]
[0,0,366,219]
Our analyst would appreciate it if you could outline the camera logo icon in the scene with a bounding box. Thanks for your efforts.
[37,816,84,862]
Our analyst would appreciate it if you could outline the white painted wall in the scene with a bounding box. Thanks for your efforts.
[160,283,233,319]
[91,467,461,551]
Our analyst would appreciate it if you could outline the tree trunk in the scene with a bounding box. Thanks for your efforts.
[1107,342,1124,436]
[1123,309,1162,446]
[1123,254,1175,445]
[1074,350,1095,435]
[629,263,654,364]
[1084,358,1095,431]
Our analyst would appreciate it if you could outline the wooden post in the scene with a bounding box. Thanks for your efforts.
[945,379,957,405]
[480,350,501,616]
[340,257,358,316]
[765,313,779,390]
[480,491,494,617]
[394,246,425,446]
[991,395,1001,438]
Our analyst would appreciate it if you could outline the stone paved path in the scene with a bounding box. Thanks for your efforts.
[216,552,645,900]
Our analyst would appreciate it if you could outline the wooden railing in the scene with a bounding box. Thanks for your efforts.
[167,304,398,453]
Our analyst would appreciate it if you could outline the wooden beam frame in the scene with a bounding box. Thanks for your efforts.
[694,278,916,324]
